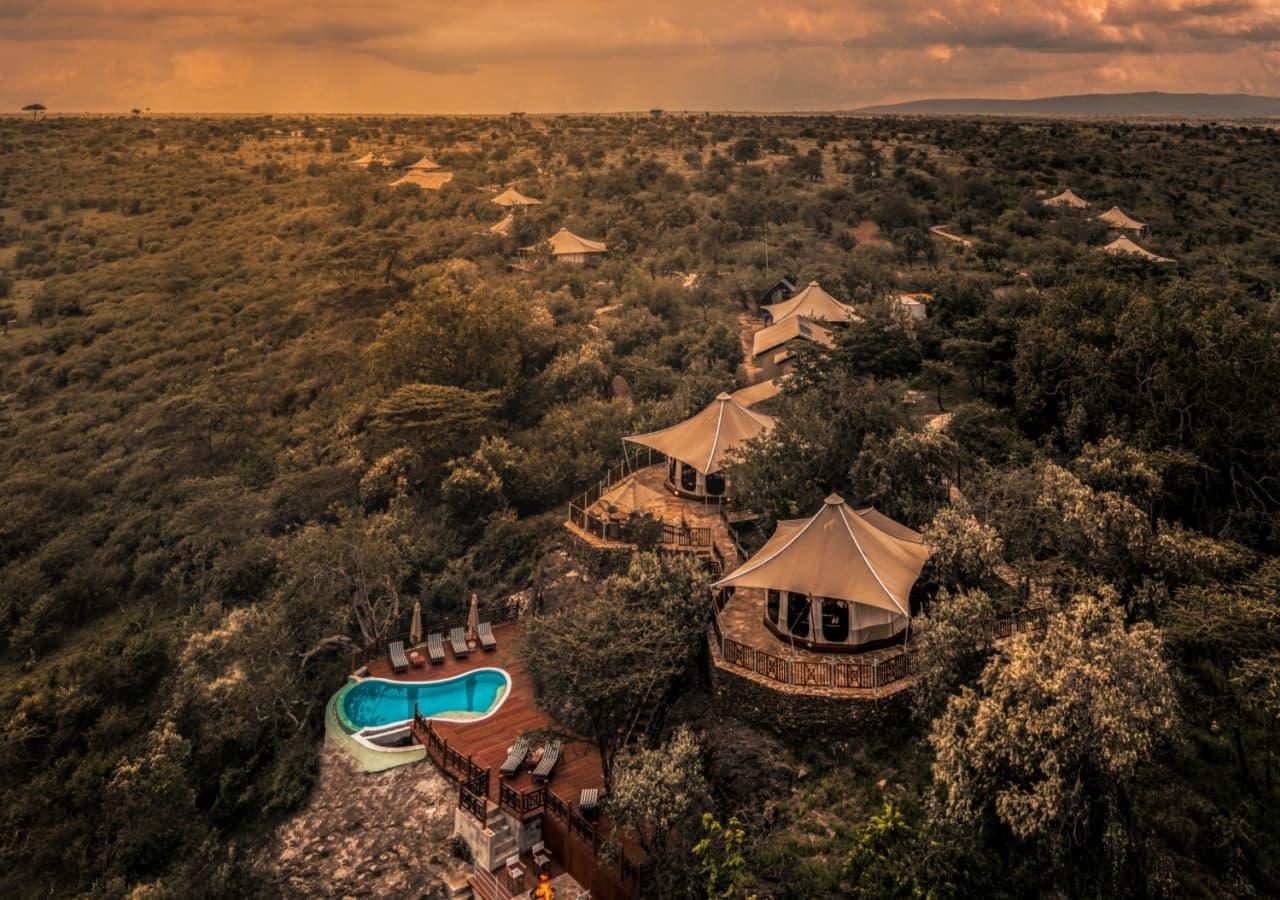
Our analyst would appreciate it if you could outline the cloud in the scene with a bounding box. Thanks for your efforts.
[0,1,1277,111]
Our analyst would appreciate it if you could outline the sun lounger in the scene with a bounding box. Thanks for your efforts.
[450,627,471,658]
[388,640,409,674]
[478,621,497,651]
[501,737,530,777]
[579,787,601,819]
[426,633,445,664]
[532,740,561,783]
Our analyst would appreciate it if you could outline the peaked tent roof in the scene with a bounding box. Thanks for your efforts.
[390,171,454,190]
[1102,236,1173,263]
[712,495,930,617]
[762,281,857,325]
[854,507,925,544]
[624,392,775,475]
[752,315,836,358]
[492,188,543,207]
[730,378,784,408]
[1096,206,1146,231]
[598,475,668,515]
[487,212,515,236]
[407,156,441,171]
[1043,189,1089,209]
[542,227,607,256]
[351,151,392,167]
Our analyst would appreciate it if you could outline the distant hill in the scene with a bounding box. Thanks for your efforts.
[857,91,1280,119]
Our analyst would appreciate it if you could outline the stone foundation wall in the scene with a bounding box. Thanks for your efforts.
[708,661,913,736]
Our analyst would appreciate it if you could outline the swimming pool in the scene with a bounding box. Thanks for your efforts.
[340,668,510,730]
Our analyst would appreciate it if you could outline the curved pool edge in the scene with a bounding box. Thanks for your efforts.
[342,667,513,731]
[325,690,427,773]
[325,667,512,773]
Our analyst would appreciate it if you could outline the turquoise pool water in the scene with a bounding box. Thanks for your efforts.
[341,668,509,730]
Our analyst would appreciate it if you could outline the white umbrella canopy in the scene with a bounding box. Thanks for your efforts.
[409,599,423,646]
[467,592,481,641]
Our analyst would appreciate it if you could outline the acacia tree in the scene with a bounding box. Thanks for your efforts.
[520,553,708,789]
[609,725,708,864]
[929,589,1178,878]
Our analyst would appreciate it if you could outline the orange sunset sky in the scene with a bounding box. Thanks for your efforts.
[1,1,1279,113]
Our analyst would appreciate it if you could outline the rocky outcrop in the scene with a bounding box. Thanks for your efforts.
[255,743,466,898]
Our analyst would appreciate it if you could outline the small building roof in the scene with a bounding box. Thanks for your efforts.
[624,392,775,475]
[1095,206,1146,231]
[407,156,441,171]
[752,315,836,358]
[1102,236,1173,263]
[540,227,607,256]
[712,495,931,618]
[390,170,454,190]
[762,281,857,325]
[492,188,543,207]
[760,276,797,302]
[1043,189,1089,209]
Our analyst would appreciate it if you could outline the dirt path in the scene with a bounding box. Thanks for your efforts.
[930,225,973,248]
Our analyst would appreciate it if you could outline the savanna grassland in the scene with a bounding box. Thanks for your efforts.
[2,112,1280,898]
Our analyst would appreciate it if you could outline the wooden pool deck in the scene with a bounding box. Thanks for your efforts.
[364,623,606,807]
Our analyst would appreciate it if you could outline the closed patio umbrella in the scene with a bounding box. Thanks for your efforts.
[467,592,480,641]
[409,599,423,647]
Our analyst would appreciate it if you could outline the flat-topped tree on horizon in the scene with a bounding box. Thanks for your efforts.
[22,103,46,120]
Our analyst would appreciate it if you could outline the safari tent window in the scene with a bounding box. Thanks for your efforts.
[821,598,850,643]
[680,463,697,492]
[705,471,726,496]
[786,592,810,638]
[766,589,780,624]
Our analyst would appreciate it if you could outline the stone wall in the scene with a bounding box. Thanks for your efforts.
[708,661,913,736]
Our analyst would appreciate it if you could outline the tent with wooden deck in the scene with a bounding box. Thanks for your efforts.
[762,281,856,326]
[391,170,454,190]
[624,393,774,500]
[1043,189,1089,209]
[523,228,607,265]
[1095,206,1147,236]
[1102,235,1173,263]
[492,188,543,207]
[712,496,930,651]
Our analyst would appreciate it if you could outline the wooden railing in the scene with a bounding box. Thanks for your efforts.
[567,502,713,550]
[714,633,918,691]
[413,709,488,787]
[984,606,1050,642]
[460,776,488,823]
[710,607,1050,693]
[499,780,546,816]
